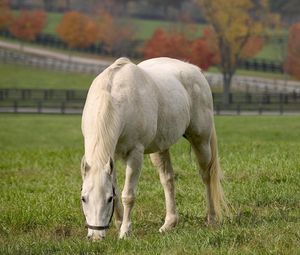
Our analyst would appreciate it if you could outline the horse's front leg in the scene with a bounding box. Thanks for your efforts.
[112,170,123,230]
[119,145,144,239]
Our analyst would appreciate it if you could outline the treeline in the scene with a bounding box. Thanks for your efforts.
[9,0,205,22]
[8,0,300,24]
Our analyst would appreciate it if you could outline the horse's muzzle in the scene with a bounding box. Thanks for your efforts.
[87,231,105,241]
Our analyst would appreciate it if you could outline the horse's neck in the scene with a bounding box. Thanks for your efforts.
[83,91,121,168]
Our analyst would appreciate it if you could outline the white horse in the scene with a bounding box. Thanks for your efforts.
[81,57,227,240]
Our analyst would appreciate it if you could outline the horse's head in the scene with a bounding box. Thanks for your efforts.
[81,156,115,241]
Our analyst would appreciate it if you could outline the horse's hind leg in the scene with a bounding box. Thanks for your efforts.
[187,129,225,224]
[150,150,178,233]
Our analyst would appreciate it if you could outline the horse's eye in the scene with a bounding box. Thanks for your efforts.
[81,196,87,203]
[107,196,113,203]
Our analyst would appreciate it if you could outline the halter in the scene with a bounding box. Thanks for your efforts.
[82,185,116,231]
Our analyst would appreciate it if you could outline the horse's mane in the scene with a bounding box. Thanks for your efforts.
[82,58,130,168]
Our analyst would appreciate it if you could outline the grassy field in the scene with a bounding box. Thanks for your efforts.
[0,114,299,254]
[0,63,93,89]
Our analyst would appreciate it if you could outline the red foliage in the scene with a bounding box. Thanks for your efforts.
[9,10,46,41]
[240,36,264,59]
[143,29,190,60]
[57,11,98,49]
[0,0,13,31]
[285,22,300,79]
[143,28,216,70]
[190,39,217,70]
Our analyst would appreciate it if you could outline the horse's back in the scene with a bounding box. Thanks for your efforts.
[112,58,193,153]
[139,57,214,139]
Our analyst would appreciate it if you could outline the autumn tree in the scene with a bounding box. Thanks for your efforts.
[285,22,300,80]
[9,10,46,49]
[197,0,269,104]
[94,9,135,55]
[143,28,190,60]
[0,0,12,31]
[143,28,216,70]
[56,11,98,50]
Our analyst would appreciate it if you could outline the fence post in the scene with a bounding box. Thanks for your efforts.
[61,102,65,114]
[14,101,18,113]
[280,101,283,115]
[237,104,240,115]
[258,105,262,115]
[38,101,42,113]
[216,104,220,115]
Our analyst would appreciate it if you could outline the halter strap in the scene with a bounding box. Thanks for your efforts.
[83,186,116,231]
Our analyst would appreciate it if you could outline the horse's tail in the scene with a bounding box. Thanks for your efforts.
[208,123,228,221]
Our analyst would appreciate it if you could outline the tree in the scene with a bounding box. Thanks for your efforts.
[190,37,218,70]
[56,11,98,49]
[197,0,268,104]
[8,10,46,47]
[285,22,300,80]
[143,27,216,70]
[0,0,13,31]
[143,28,190,60]
[94,9,135,55]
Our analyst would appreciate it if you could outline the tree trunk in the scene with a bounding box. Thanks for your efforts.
[222,72,233,105]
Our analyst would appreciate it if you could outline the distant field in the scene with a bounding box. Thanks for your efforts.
[0,63,93,89]
[43,12,205,40]
[0,115,299,254]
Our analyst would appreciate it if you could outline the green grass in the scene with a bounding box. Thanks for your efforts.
[0,114,299,254]
[0,63,93,89]
[43,12,62,36]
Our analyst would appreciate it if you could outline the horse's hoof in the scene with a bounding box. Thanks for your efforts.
[119,223,131,239]
[205,215,218,227]
[119,230,130,239]
[159,215,178,233]
[159,224,176,233]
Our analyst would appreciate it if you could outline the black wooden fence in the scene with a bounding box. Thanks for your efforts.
[1,88,300,115]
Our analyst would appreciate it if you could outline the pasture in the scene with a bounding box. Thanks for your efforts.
[0,114,299,254]
[0,63,93,89]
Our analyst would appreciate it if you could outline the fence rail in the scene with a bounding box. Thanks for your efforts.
[1,88,300,115]
[0,30,286,73]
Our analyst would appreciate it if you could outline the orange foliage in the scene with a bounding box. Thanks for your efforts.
[57,11,98,49]
[0,0,12,31]
[9,10,46,41]
[285,22,300,79]
[94,10,135,53]
[143,28,216,70]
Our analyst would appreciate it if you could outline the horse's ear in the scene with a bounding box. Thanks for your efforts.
[81,155,90,180]
[104,157,114,176]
